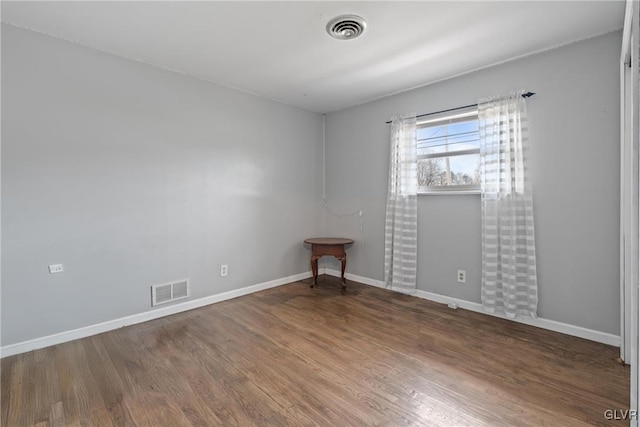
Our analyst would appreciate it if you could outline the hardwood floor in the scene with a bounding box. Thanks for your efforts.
[2,277,630,426]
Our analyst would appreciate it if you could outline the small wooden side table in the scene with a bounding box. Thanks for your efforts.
[304,237,354,290]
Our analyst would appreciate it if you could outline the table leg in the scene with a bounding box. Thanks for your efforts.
[310,254,320,288]
[339,255,347,290]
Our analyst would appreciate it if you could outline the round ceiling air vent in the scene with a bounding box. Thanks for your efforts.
[326,15,367,40]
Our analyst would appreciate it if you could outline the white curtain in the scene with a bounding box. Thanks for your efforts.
[479,91,538,318]
[384,114,418,293]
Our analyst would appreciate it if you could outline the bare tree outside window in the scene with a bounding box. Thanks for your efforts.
[418,158,443,186]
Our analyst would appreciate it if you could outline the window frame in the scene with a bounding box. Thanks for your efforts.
[417,108,481,195]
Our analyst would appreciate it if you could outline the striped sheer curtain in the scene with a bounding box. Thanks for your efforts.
[478,91,538,318]
[384,114,418,293]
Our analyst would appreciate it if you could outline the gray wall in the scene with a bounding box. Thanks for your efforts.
[324,31,621,335]
[1,25,324,346]
[1,24,622,346]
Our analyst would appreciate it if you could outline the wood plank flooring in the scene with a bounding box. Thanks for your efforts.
[1,277,630,426]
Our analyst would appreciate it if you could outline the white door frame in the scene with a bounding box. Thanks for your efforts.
[620,0,639,424]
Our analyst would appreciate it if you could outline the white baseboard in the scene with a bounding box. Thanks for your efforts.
[1,271,313,358]
[3,268,620,357]
[325,268,621,347]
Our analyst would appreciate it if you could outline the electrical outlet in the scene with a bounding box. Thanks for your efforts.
[457,269,466,284]
[48,264,64,274]
[220,264,228,277]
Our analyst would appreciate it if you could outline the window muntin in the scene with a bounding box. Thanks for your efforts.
[417,109,480,193]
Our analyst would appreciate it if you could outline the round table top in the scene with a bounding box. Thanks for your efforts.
[304,237,354,245]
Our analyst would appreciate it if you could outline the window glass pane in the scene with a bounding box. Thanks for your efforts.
[417,118,479,156]
[418,153,480,187]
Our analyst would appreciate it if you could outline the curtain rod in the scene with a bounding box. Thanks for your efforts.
[385,91,536,124]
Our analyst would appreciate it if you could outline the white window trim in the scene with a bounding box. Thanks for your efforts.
[418,186,480,195]
[418,148,479,160]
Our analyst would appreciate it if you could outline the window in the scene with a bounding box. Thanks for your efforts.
[417,108,480,193]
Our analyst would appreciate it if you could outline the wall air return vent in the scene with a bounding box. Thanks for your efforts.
[151,279,190,306]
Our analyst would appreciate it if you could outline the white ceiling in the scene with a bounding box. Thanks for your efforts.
[2,1,626,113]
